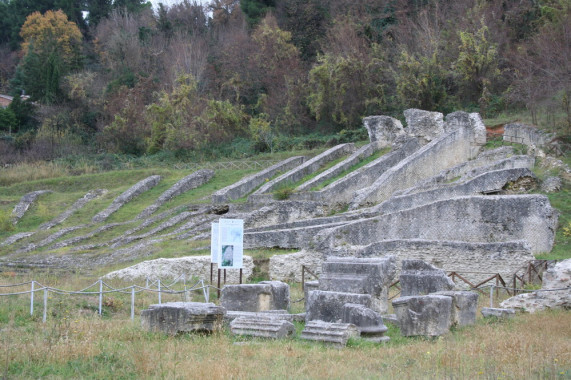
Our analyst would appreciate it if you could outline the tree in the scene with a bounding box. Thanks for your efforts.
[453,20,501,103]
[240,0,274,26]
[15,10,83,103]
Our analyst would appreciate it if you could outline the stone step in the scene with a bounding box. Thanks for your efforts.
[230,316,295,339]
[300,320,359,347]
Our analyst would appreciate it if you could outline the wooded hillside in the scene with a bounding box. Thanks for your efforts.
[0,0,569,163]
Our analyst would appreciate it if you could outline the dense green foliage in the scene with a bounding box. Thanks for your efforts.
[0,0,569,165]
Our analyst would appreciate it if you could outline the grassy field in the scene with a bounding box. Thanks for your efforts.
[0,272,569,379]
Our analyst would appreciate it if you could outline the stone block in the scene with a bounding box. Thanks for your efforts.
[319,256,396,313]
[306,290,371,323]
[300,320,359,347]
[363,115,405,147]
[400,260,455,296]
[404,108,445,144]
[342,303,389,343]
[392,295,453,337]
[481,307,516,318]
[141,302,226,335]
[220,281,289,312]
[230,316,295,339]
[434,291,479,326]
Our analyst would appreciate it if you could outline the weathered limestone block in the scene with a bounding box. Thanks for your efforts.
[363,116,405,147]
[300,320,359,347]
[138,170,214,219]
[220,281,290,312]
[306,290,372,323]
[392,295,453,337]
[342,303,389,343]
[12,190,52,223]
[104,255,254,283]
[481,307,516,318]
[93,175,161,222]
[212,156,305,203]
[504,123,553,147]
[141,302,226,335]
[252,143,356,195]
[230,316,295,339]
[444,111,487,148]
[404,108,445,144]
[499,259,571,313]
[399,260,455,296]
[434,291,479,326]
[319,256,396,313]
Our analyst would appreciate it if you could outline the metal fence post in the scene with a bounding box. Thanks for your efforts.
[30,281,35,316]
[490,285,494,308]
[98,279,103,315]
[158,279,161,305]
[43,288,48,323]
[131,286,135,321]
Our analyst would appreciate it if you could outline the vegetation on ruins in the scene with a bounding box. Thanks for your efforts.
[0,0,569,165]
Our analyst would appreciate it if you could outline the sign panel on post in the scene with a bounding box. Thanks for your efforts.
[217,218,244,269]
[210,222,219,263]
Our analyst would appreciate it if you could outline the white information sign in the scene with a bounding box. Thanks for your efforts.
[210,222,219,263]
[217,218,244,269]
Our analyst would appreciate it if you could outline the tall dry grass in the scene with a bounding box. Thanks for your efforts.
[0,274,569,380]
[0,162,69,187]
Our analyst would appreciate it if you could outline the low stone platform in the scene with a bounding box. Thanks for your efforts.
[224,310,305,323]
[230,316,295,339]
[481,307,516,319]
[141,302,226,335]
[300,320,359,347]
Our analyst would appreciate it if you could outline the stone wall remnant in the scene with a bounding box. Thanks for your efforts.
[434,291,479,326]
[319,256,396,313]
[11,190,52,224]
[363,115,405,147]
[392,295,453,337]
[321,195,558,254]
[92,175,161,223]
[404,108,445,144]
[141,302,226,335]
[499,259,571,312]
[306,290,372,323]
[252,143,356,196]
[350,124,484,209]
[503,123,553,148]
[399,260,455,296]
[220,281,290,312]
[138,170,214,219]
[212,156,305,203]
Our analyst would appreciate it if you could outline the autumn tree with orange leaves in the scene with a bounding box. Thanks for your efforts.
[12,10,83,103]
